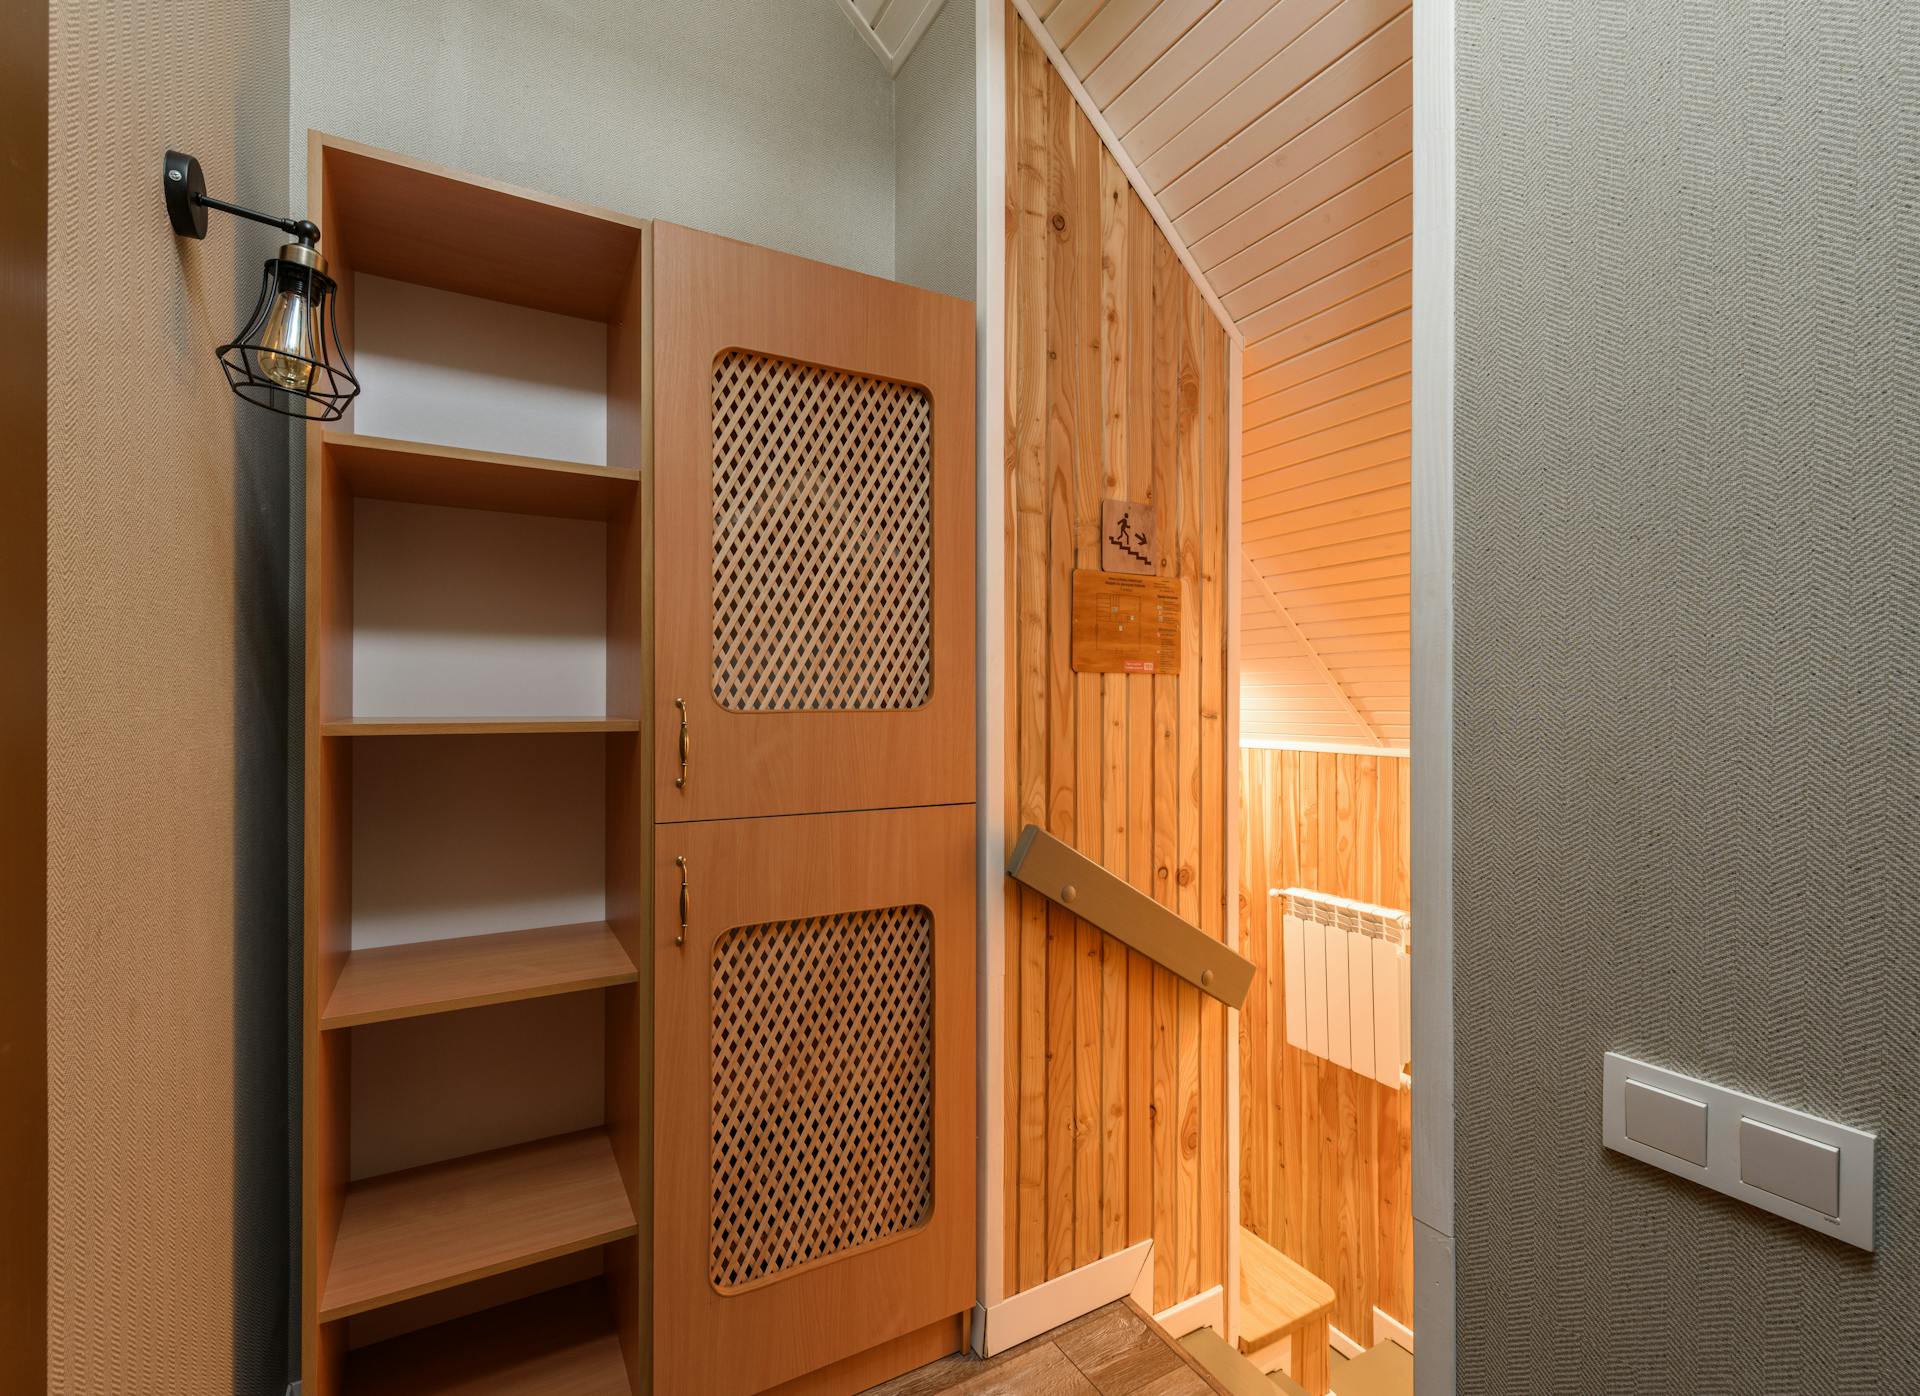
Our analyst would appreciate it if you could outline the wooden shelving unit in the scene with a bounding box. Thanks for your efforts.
[302,132,651,1396]
[322,1130,636,1321]
[321,921,636,1030]
[344,1280,629,1396]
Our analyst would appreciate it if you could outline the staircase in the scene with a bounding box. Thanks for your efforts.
[1181,1324,1411,1396]
[1328,1339,1412,1396]
[1173,1228,1412,1396]
[1179,1328,1309,1396]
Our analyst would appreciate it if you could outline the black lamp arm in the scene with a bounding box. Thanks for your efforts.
[164,149,321,248]
[194,191,320,247]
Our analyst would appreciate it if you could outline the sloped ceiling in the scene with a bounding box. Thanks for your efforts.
[1021,0,1412,748]
[839,0,953,73]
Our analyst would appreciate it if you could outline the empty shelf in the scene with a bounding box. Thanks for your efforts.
[322,922,637,1030]
[324,431,639,521]
[321,1130,636,1322]
[344,1279,630,1395]
[321,716,640,737]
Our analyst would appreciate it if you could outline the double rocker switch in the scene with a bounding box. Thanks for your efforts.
[1622,1078,1839,1217]
[1602,1052,1873,1250]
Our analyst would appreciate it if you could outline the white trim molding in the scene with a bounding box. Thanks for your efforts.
[970,1240,1156,1357]
[1003,0,1242,347]
[975,0,1012,1318]
[1329,1323,1367,1362]
[1152,1283,1225,1341]
[1239,737,1412,758]
[836,0,951,75]
[1410,0,1457,1390]
[1374,1304,1414,1352]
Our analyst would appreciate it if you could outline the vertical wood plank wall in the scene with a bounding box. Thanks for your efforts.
[1237,746,1412,1345]
[1003,7,1233,1310]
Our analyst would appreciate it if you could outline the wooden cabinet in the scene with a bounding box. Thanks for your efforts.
[651,223,976,823]
[652,807,975,1395]
[301,136,975,1396]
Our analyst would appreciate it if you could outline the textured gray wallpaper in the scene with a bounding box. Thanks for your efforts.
[289,0,897,277]
[1454,1,1918,1391]
[895,0,976,301]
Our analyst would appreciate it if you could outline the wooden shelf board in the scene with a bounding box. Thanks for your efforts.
[319,135,645,321]
[321,1130,636,1323]
[324,431,639,521]
[321,717,640,737]
[321,922,637,1030]
[345,1279,630,1396]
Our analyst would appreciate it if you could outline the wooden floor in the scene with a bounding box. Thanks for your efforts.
[863,1301,1232,1396]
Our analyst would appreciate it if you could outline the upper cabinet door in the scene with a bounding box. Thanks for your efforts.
[651,223,976,823]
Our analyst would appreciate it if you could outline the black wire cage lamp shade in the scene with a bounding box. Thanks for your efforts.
[165,150,360,421]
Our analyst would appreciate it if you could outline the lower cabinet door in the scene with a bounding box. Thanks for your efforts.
[652,805,976,1395]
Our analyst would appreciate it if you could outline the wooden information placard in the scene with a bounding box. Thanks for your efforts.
[1071,568,1181,675]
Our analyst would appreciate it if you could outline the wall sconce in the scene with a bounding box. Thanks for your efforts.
[164,150,359,421]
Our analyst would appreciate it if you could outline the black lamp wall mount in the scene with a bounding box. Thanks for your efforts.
[165,150,360,421]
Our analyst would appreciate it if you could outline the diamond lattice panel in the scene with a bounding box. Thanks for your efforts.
[710,350,934,712]
[709,905,935,1291]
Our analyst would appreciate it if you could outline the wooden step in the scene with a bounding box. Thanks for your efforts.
[1237,1228,1335,1356]
[321,921,637,1029]
[345,1279,630,1395]
[1180,1326,1307,1396]
[1328,1341,1412,1396]
[322,1130,636,1321]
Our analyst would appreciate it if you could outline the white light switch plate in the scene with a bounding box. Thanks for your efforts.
[1602,1052,1876,1251]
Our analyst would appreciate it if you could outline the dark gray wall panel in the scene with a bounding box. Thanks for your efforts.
[1453,0,1918,1390]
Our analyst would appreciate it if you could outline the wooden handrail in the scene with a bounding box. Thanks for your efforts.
[1005,825,1255,1009]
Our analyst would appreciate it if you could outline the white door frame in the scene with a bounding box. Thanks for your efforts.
[975,0,1011,1321]
[1410,0,1458,1392]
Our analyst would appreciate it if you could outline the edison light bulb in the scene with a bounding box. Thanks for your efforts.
[257,282,316,390]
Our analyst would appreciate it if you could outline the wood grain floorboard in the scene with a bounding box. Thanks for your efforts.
[862,1302,1229,1396]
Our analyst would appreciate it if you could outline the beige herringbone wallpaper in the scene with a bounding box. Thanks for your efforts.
[47,1,288,1390]
[1456,0,1919,1391]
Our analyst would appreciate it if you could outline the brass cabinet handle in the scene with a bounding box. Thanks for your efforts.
[675,855,689,948]
[674,698,689,790]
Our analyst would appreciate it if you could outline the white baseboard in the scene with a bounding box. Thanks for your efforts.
[1329,1322,1366,1360]
[1151,1284,1224,1340]
[1373,1306,1414,1352]
[969,1239,1154,1357]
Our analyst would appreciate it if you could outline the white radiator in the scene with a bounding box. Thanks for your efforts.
[1275,889,1409,1089]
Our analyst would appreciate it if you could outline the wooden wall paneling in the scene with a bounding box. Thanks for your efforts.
[1052,52,1103,1275]
[1010,9,1051,1300]
[1173,267,1202,1305]
[1004,4,1235,1314]
[1122,177,1156,1268]
[1236,747,1413,1346]
[1014,0,1414,752]
[1097,145,1132,1264]
[1198,316,1227,1298]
